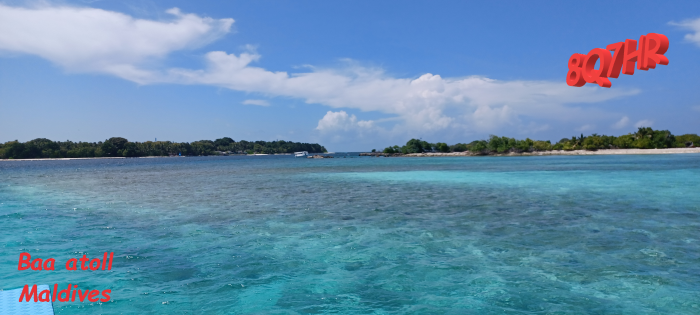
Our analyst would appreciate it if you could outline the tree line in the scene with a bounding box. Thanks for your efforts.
[0,137,327,159]
[379,128,700,154]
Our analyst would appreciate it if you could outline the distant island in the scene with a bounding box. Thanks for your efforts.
[370,127,699,156]
[0,137,327,159]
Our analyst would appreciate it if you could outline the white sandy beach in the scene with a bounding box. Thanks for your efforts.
[403,147,700,157]
[2,148,699,161]
[0,157,127,161]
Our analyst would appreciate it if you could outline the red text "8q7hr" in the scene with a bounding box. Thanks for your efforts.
[567,33,669,88]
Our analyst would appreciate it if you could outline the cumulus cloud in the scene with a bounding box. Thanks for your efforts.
[164,52,637,136]
[0,4,641,139]
[0,4,233,81]
[612,116,629,129]
[316,111,375,132]
[242,99,270,106]
[670,17,700,46]
[634,119,654,128]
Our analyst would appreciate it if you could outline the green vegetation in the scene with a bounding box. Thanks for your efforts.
[0,137,326,159]
[382,138,432,154]
[382,128,698,154]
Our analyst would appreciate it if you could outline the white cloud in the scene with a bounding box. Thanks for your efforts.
[634,119,654,128]
[692,105,700,112]
[242,99,270,106]
[670,17,700,46]
[164,52,637,136]
[612,116,629,129]
[0,4,233,81]
[316,111,375,132]
[0,4,641,139]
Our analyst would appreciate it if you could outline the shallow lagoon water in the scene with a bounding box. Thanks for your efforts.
[1,154,699,314]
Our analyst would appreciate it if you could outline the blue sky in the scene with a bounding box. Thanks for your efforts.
[1,0,699,151]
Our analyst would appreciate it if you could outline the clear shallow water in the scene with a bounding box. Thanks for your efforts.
[1,154,699,314]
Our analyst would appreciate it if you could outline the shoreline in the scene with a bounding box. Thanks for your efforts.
[408,147,700,157]
[367,147,700,157]
[2,148,699,161]
[0,157,129,161]
[0,153,310,161]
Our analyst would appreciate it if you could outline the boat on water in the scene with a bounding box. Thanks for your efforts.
[294,151,309,157]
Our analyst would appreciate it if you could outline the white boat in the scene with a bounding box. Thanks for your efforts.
[294,151,308,157]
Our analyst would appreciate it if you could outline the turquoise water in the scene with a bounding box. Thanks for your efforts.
[1,154,700,314]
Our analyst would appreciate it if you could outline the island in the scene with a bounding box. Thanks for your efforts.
[367,127,700,157]
[0,137,327,159]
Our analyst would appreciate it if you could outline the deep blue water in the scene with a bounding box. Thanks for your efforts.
[1,154,699,314]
